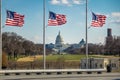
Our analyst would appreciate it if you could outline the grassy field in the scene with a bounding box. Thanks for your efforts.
[46,54,86,61]
[17,54,89,62]
[17,55,42,62]
[17,54,120,62]
[7,54,119,71]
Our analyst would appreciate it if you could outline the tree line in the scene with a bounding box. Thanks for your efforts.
[2,32,120,60]
[64,39,120,56]
[2,32,44,60]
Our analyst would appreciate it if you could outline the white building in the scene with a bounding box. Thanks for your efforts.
[54,31,69,54]
[47,31,85,54]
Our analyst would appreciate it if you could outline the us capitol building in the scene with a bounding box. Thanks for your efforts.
[46,31,85,54]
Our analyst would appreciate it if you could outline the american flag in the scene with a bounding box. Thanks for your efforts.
[91,12,106,27]
[48,11,67,26]
[5,10,24,27]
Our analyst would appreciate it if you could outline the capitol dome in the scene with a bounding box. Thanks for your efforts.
[55,31,64,48]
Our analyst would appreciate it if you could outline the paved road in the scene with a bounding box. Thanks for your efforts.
[1,73,120,80]
[21,77,120,80]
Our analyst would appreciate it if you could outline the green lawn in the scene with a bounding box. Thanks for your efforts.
[38,54,98,61]
[13,54,119,62]
[46,54,86,61]
[38,54,120,61]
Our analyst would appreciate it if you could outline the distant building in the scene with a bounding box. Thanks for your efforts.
[80,58,119,70]
[54,31,70,54]
[46,31,85,54]
[105,28,120,55]
[106,28,113,48]
[71,39,85,49]
[55,31,64,50]
[46,43,54,49]
[81,58,109,69]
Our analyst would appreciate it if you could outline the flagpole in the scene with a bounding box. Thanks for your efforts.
[0,0,2,70]
[43,0,46,70]
[85,0,89,69]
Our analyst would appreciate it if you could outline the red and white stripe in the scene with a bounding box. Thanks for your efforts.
[48,14,66,26]
[5,13,24,27]
[91,15,106,27]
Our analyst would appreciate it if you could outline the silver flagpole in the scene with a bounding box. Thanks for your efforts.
[0,0,2,70]
[43,0,46,69]
[85,0,89,69]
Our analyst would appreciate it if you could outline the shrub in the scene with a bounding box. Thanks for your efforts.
[2,51,8,69]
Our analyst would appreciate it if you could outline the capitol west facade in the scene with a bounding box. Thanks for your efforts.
[46,31,85,54]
